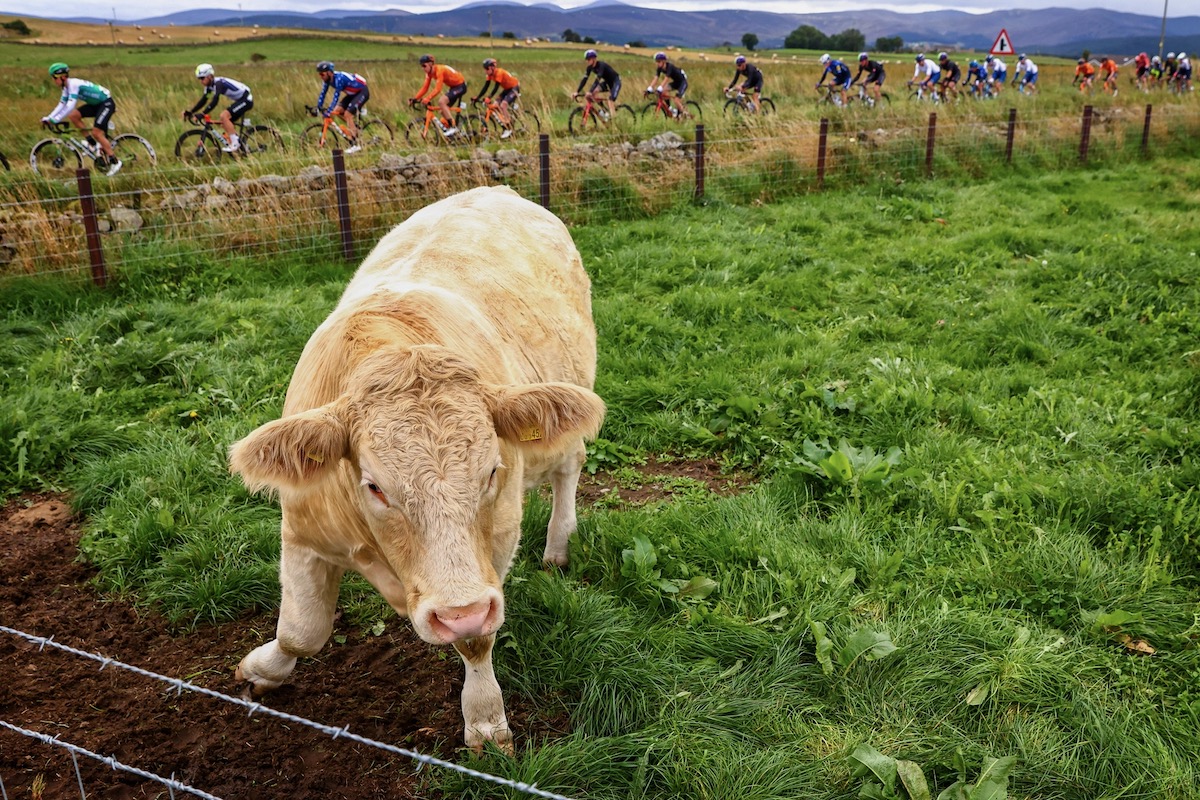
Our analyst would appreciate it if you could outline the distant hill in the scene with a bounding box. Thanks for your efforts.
[20,4,1200,55]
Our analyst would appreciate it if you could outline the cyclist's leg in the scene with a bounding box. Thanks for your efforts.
[607,78,621,119]
[225,97,251,143]
[80,102,116,157]
[345,89,367,138]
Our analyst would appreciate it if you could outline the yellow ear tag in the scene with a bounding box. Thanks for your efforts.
[518,427,543,442]
[305,451,325,463]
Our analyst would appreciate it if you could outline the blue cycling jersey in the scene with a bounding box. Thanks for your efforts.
[823,60,852,82]
[317,71,367,113]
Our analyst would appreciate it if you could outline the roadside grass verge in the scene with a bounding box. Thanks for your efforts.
[3,157,1199,798]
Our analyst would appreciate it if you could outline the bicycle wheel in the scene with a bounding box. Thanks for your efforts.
[404,118,438,147]
[640,101,666,121]
[683,100,702,120]
[613,104,637,129]
[30,138,82,178]
[759,98,776,115]
[300,123,336,152]
[359,119,394,149]
[450,114,477,145]
[568,106,598,136]
[174,129,222,164]
[241,125,285,157]
[111,134,157,174]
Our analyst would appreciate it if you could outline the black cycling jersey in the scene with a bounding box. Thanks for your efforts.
[941,60,962,81]
[656,61,686,85]
[729,63,763,90]
[854,60,886,83]
[577,60,620,93]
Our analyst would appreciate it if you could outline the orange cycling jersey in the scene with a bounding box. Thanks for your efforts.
[415,64,465,101]
[1075,62,1096,78]
[487,67,520,91]
[1100,59,1117,76]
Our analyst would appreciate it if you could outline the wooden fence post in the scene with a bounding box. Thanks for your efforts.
[538,134,550,210]
[76,168,107,288]
[1079,105,1094,163]
[925,112,937,176]
[1005,107,1017,164]
[331,149,354,263]
[694,124,705,200]
[817,118,829,189]
[1141,104,1153,156]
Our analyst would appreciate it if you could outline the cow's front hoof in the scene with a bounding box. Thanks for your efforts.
[466,724,514,757]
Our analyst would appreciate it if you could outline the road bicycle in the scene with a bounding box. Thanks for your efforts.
[850,82,891,108]
[567,93,636,135]
[404,99,478,146]
[815,83,854,107]
[907,81,951,104]
[964,79,997,100]
[174,112,285,164]
[640,88,701,122]
[470,96,540,141]
[300,105,394,152]
[30,121,156,178]
[722,88,775,116]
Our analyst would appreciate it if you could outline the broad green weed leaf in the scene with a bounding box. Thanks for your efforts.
[965,683,991,706]
[677,575,718,599]
[970,755,1017,800]
[848,743,898,788]
[823,449,854,483]
[621,535,658,577]
[936,782,968,800]
[896,759,932,800]
[810,620,834,675]
[840,629,899,668]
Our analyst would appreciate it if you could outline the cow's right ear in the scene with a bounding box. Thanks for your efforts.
[229,402,349,495]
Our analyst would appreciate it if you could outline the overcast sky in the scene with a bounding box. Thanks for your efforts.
[28,0,1193,23]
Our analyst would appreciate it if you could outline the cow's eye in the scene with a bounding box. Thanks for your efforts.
[362,477,388,506]
[487,466,498,490]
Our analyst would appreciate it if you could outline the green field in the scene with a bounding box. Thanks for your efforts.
[3,153,1199,798]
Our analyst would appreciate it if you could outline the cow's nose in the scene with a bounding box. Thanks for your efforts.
[429,599,498,641]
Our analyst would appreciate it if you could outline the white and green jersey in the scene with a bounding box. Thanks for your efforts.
[47,77,113,123]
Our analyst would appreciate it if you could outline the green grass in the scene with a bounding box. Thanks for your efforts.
[3,157,1200,798]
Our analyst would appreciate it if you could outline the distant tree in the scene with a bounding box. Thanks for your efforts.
[1,18,32,35]
[742,33,759,51]
[583,36,596,44]
[784,24,829,50]
[832,28,866,52]
[562,28,582,43]
[874,35,903,53]
[627,39,646,48]
[479,31,491,37]
[502,31,516,39]
[1081,48,1091,61]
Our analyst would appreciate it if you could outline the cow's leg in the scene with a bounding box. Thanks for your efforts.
[454,634,512,754]
[237,539,343,693]
[543,440,586,567]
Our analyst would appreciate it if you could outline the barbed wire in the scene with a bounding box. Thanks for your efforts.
[0,624,576,800]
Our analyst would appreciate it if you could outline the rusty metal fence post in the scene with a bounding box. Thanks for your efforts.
[1005,108,1017,164]
[76,168,107,288]
[538,134,550,209]
[925,112,937,176]
[817,118,829,189]
[694,124,705,200]
[331,149,354,263]
[1141,104,1153,156]
[1079,105,1094,163]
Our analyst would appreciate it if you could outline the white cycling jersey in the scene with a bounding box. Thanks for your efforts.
[913,60,941,81]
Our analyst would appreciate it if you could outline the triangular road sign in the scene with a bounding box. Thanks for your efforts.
[990,29,1015,55]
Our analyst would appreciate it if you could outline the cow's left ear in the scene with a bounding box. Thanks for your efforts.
[487,382,606,447]
[229,400,350,495]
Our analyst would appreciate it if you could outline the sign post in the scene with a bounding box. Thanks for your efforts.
[989,28,1015,56]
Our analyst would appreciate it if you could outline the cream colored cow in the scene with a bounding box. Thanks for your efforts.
[230,186,605,752]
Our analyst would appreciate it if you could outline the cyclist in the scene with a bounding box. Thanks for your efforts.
[1149,55,1164,88]
[575,49,621,121]
[852,52,886,104]
[41,62,121,176]
[1099,56,1119,96]
[909,53,941,97]
[1014,54,1039,94]
[725,55,764,112]
[1177,52,1192,92]
[1135,52,1150,91]
[412,54,467,137]
[986,55,1007,95]
[815,53,852,106]
[648,51,691,118]
[315,61,368,153]
[1073,58,1096,93]
[937,52,961,100]
[184,63,252,153]
[471,58,520,139]
[1164,53,1178,86]
[965,60,988,97]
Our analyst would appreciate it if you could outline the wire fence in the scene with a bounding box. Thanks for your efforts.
[1,101,1197,289]
[0,624,576,800]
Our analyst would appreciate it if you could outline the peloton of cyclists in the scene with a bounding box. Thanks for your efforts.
[316,61,369,153]
[816,53,852,106]
[472,57,520,138]
[411,54,467,138]
[41,62,122,175]
[575,49,622,121]
[909,53,942,98]
[648,51,691,118]
[185,63,252,152]
[853,52,886,104]
[726,55,764,111]
[1014,54,1039,94]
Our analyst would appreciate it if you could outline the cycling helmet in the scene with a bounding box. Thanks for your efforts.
[1077,58,1085,64]
[1018,53,1027,60]
[985,55,994,62]
[1179,52,1187,59]
[195,63,214,79]
[1167,52,1175,59]
[1152,55,1161,63]
[735,55,746,65]
[316,61,334,72]
[584,49,598,59]
[654,51,666,61]
[819,53,831,64]
[969,60,979,68]
[482,57,497,68]
[49,62,69,76]
[418,54,434,65]
[858,52,869,61]
[938,51,948,60]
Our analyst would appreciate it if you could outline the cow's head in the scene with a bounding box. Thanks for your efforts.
[230,346,604,645]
